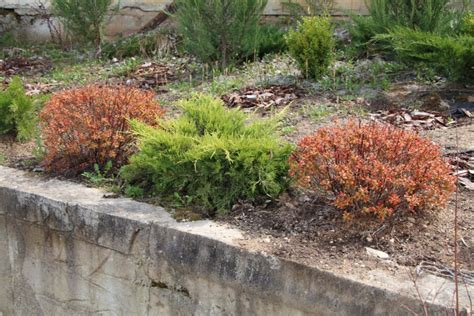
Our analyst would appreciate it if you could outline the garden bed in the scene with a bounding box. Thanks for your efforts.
[0,40,473,303]
[1,0,473,312]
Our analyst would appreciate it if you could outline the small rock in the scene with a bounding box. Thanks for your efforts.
[103,193,120,199]
[411,111,434,120]
[438,100,450,111]
[334,27,351,43]
[284,202,296,210]
[458,177,474,190]
[366,247,390,259]
[259,92,274,99]
[297,194,311,203]
[355,97,365,105]
[32,166,44,173]
[407,217,416,224]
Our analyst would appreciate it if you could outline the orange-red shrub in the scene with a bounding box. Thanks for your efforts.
[289,120,455,221]
[40,85,164,176]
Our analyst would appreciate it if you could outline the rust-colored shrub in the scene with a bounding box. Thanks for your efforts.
[40,85,164,176]
[289,120,455,221]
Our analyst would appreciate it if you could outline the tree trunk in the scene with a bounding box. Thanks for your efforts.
[138,1,177,33]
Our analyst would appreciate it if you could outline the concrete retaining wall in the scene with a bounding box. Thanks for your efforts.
[0,166,472,315]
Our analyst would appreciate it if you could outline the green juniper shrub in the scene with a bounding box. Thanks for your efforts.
[285,16,335,80]
[348,15,386,55]
[254,24,288,58]
[376,27,474,83]
[0,76,39,141]
[460,12,474,35]
[121,94,293,214]
[0,32,19,48]
[175,0,268,69]
[51,0,116,48]
[349,0,468,54]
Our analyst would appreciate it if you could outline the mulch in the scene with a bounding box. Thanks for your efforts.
[111,62,184,90]
[222,85,305,111]
[0,56,52,77]
[447,150,474,191]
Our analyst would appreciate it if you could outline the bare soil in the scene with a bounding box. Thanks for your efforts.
[221,187,473,273]
[0,135,36,168]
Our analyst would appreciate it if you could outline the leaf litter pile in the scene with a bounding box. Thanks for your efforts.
[112,61,184,90]
[0,56,52,77]
[369,108,473,131]
[222,85,305,112]
[448,150,474,191]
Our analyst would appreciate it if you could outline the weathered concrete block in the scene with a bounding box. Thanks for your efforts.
[0,166,471,315]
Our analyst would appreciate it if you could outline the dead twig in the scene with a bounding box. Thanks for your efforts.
[32,0,68,48]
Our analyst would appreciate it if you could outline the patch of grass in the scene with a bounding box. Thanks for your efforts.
[414,65,440,83]
[340,95,357,102]
[168,80,198,93]
[172,206,205,222]
[0,42,81,63]
[280,125,297,135]
[206,76,247,96]
[82,161,115,187]
[318,59,402,94]
[339,103,368,117]
[124,185,144,199]
[21,158,39,169]
[0,32,20,48]
[305,104,333,121]
[41,60,109,86]
[110,57,143,77]
[0,153,5,165]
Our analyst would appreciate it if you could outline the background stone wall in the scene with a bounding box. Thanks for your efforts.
[0,0,369,42]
